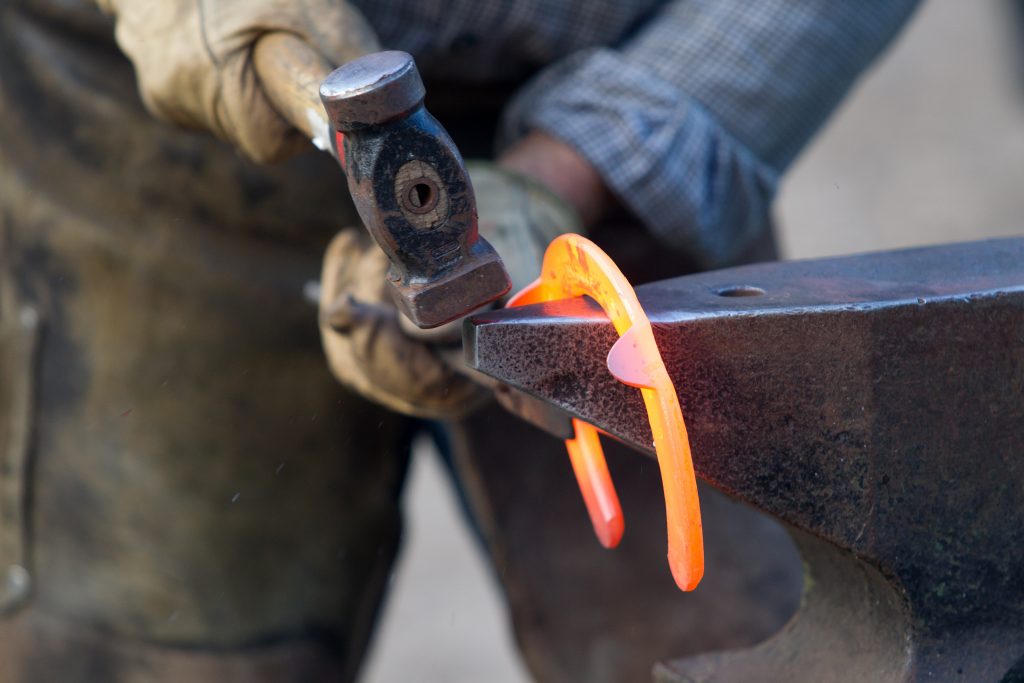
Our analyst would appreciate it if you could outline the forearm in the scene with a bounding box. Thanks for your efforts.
[498,131,611,229]
[500,0,921,266]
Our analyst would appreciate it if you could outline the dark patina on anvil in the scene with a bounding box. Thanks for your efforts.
[464,238,1024,683]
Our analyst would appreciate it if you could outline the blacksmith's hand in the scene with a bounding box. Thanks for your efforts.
[319,161,581,419]
[96,0,378,162]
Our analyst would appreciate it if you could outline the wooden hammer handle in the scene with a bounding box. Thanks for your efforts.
[253,32,338,154]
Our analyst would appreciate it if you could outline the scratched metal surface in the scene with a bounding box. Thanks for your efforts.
[466,238,1024,681]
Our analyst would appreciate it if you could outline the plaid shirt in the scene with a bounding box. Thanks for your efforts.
[352,0,921,266]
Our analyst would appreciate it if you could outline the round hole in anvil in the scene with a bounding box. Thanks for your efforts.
[715,285,766,297]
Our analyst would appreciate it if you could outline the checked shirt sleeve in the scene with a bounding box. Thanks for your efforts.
[500,1,920,267]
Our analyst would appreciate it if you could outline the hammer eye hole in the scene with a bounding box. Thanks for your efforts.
[408,182,434,211]
[411,183,431,207]
[394,161,446,223]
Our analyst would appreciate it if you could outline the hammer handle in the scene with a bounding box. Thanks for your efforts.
[253,32,340,157]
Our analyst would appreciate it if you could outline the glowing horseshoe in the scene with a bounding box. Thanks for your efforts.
[507,234,704,591]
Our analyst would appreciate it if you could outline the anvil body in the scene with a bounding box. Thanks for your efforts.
[465,238,1024,682]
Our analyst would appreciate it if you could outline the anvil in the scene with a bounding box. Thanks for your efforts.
[464,237,1024,682]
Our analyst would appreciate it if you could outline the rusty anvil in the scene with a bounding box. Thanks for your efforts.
[463,237,1024,683]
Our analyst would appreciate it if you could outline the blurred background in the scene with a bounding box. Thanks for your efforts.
[362,1,1024,681]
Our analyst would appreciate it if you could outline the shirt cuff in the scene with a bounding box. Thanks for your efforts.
[499,47,780,268]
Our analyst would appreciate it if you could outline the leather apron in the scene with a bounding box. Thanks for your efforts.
[0,2,413,680]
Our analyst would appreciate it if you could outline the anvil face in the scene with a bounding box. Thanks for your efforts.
[464,238,1024,682]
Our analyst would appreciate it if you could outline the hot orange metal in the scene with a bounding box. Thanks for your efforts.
[507,234,704,591]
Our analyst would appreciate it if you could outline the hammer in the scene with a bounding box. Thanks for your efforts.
[252,34,511,328]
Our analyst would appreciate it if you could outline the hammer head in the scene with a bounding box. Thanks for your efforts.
[320,51,511,328]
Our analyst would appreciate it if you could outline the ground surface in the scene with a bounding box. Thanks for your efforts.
[361,2,1024,681]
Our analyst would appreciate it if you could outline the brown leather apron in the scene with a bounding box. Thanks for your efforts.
[0,2,413,679]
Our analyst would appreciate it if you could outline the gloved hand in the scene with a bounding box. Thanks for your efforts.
[468,162,581,294]
[319,162,581,418]
[96,0,378,162]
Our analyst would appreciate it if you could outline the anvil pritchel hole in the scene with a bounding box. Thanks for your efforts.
[715,285,766,297]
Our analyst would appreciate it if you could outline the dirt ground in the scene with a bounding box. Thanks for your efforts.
[361,2,1024,681]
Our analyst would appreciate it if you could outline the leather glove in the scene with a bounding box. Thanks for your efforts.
[97,0,378,162]
[467,162,581,294]
[320,162,582,418]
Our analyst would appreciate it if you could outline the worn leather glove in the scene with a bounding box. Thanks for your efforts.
[97,0,378,162]
[319,162,581,418]
[467,162,581,294]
